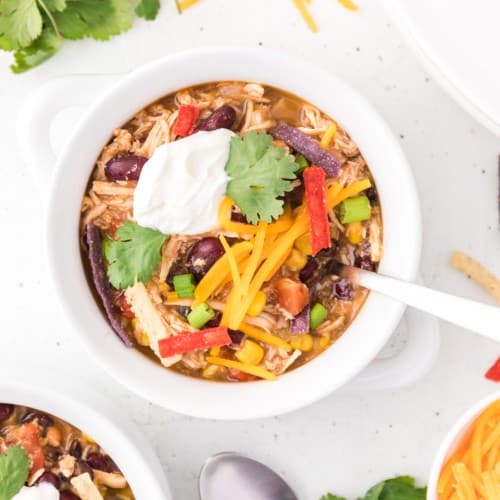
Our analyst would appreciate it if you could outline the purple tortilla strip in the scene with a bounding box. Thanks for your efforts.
[290,305,310,335]
[85,222,133,347]
[270,123,341,177]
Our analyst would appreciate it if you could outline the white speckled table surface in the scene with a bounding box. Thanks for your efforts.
[0,1,498,499]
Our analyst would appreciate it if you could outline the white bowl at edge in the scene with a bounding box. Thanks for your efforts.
[46,47,422,420]
[0,380,171,499]
[427,391,500,500]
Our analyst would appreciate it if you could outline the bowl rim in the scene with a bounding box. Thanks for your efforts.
[427,391,500,499]
[0,380,170,498]
[46,46,422,419]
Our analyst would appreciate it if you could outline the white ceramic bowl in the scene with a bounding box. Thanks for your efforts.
[44,47,421,419]
[427,391,500,499]
[0,379,171,499]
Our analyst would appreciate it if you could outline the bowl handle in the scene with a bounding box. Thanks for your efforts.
[16,75,123,200]
[345,304,441,391]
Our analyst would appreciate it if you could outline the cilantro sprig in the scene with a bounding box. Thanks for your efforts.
[0,0,161,73]
[0,445,30,499]
[103,221,169,290]
[320,476,427,500]
[225,131,299,224]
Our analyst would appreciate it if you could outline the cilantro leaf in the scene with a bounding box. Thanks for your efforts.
[135,0,160,20]
[0,0,43,50]
[54,0,133,41]
[43,0,67,11]
[11,26,61,73]
[0,445,30,499]
[225,131,298,224]
[103,221,168,289]
[361,476,426,500]
[321,476,426,500]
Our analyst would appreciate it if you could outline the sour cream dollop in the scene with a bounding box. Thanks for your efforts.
[133,129,235,235]
[13,483,59,500]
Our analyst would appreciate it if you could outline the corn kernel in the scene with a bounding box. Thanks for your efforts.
[318,336,329,349]
[202,364,225,379]
[346,221,365,245]
[294,232,312,255]
[290,334,314,352]
[286,248,308,272]
[236,340,264,365]
[247,291,267,317]
[159,282,169,293]
[210,346,221,356]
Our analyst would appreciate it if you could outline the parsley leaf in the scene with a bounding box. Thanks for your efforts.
[225,131,298,224]
[135,0,160,20]
[0,0,43,50]
[11,26,61,73]
[321,476,426,500]
[103,221,168,290]
[0,445,30,499]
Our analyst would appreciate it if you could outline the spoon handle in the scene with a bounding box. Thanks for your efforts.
[356,269,500,342]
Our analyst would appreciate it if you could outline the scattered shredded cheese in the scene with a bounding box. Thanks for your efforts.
[338,0,358,11]
[177,0,201,12]
[292,0,318,32]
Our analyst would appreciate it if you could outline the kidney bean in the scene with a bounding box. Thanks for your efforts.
[36,471,61,489]
[186,237,225,280]
[333,278,354,301]
[228,329,244,345]
[86,452,118,473]
[60,492,80,500]
[104,155,148,181]
[195,105,236,132]
[0,404,13,421]
[69,439,82,458]
[354,255,375,271]
[299,258,319,287]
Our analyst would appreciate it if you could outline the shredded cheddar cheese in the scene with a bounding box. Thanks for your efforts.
[206,356,276,381]
[320,122,337,148]
[437,400,500,500]
[177,0,201,12]
[338,0,358,11]
[292,0,318,32]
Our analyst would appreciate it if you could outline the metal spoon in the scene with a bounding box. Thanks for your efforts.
[343,266,500,342]
[199,452,298,500]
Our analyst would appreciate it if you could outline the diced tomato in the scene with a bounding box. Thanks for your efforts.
[173,105,200,137]
[485,357,500,382]
[6,423,44,474]
[275,278,309,316]
[228,368,258,382]
[303,166,331,255]
[118,295,135,319]
[158,326,231,358]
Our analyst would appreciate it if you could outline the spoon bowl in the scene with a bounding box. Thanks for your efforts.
[199,452,298,500]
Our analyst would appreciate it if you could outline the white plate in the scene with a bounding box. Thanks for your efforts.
[381,0,500,136]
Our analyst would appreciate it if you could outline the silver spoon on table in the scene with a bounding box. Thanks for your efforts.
[199,452,298,500]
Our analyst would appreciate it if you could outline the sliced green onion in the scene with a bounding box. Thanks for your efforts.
[173,273,196,298]
[295,154,309,173]
[310,303,328,330]
[337,195,371,224]
[187,302,215,329]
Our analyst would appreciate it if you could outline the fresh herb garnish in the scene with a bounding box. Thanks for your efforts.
[320,476,426,500]
[103,221,168,289]
[0,445,30,499]
[0,0,161,73]
[225,131,298,224]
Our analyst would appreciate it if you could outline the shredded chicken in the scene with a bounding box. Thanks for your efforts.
[264,347,302,375]
[95,129,134,179]
[368,208,383,262]
[93,470,128,489]
[125,282,182,367]
[58,454,76,478]
[71,473,104,500]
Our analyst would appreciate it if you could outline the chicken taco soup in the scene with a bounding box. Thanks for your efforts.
[80,81,382,383]
[0,403,133,499]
